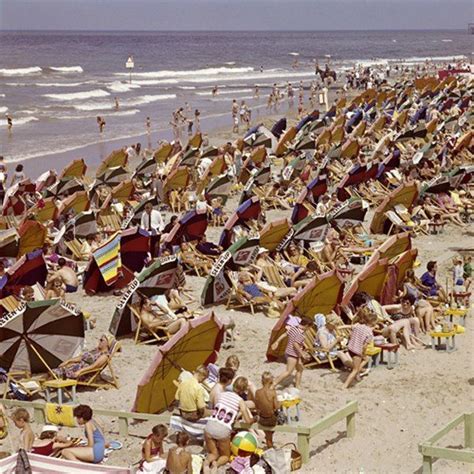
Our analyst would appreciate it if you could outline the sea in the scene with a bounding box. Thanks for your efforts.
[0,30,471,171]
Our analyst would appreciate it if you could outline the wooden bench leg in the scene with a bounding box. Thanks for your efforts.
[297,432,310,464]
[346,412,356,438]
[118,417,129,437]
[422,455,433,474]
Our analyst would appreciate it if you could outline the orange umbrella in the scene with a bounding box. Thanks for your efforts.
[154,143,174,163]
[275,126,297,157]
[352,120,367,138]
[60,158,87,179]
[250,147,267,165]
[341,139,360,159]
[376,232,412,261]
[267,271,344,360]
[28,198,58,223]
[330,125,345,144]
[18,220,47,257]
[59,190,90,216]
[188,133,202,150]
[164,166,190,193]
[260,218,291,251]
[96,149,128,176]
[370,182,419,234]
[110,180,135,203]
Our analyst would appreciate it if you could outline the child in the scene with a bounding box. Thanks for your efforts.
[255,371,281,448]
[11,408,34,452]
[166,432,192,474]
[271,317,312,389]
[138,424,168,473]
[211,196,225,226]
[343,309,378,389]
[209,367,235,409]
[31,425,73,456]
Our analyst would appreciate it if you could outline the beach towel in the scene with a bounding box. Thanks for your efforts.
[169,415,209,441]
[93,232,122,286]
[46,403,76,427]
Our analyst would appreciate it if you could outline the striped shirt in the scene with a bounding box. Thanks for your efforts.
[347,323,373,356]
[285,325,305,358]
[211,392,242,428]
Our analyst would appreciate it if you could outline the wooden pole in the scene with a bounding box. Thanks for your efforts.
[464,413,474,449]
[28,343,59,380]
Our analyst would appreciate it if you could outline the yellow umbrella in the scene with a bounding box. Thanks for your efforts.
[453,131,473,154]
[336,97,347,110]
[352,120,367,138]
[187,133,203,149]
[250,147,267,165]
[376,91,387,108]
[110,180,135,203]
[208,155,227,176]
[154,143,174,163]
[426,117,438,134]
[275,127,296,157]
[59,190,90,216]
[370,182,419,234]
[164,166,190,193]
[133,312,224,414]
[18,220,47,257]
[60,158,87,179]
[392,249,418,288]
[392,110,409,128]
[330,125,345,144]
[260,218,291,251]
[370,115,386,133]
[316,128,331,146]
[341,139,360,159]
[28,198,58,223]
[376,232,412,261]
[96,149,128,176]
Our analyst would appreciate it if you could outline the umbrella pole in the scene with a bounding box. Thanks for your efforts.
[29,344,60,380]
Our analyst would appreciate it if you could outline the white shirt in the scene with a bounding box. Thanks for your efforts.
[140,209,165,233]
[198,157,213,178]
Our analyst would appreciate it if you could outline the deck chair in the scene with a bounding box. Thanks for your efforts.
[394,204,428,235]
[64,238,88,261]
[385,210,412,235]
[262,265,287,289]
[303,327,339,372]
[0,295,21,313]
[97,211,122,233]
[226,272,256,315]
[128,303,172,345]
[76,340,121,390]
[3,370,43,400]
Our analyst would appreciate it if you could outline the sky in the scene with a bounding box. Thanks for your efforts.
[0,0,472,31]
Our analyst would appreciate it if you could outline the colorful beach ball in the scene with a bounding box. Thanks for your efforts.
[231,431,258,456]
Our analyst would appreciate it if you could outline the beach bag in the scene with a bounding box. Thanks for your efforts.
[282,443,303,471]
[262,448,291,474]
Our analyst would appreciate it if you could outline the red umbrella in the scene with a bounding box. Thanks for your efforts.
[164,208,208,246]
[120,227,150,273]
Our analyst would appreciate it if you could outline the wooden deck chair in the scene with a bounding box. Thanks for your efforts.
[262,265,287,289]
[385,210,412,235]
[76,340,121,390]
[226,272,256,315]
[64,238,88,261]
[3,370,43,400]
[97,212,121,233]
[128,304,171,345]
[303,327,339,372]
[394,204,428,235]
[0,295,21,313]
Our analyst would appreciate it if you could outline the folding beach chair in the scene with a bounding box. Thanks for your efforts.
[128,303,172,345]
[3,370,43,400]
[303,327,339,372]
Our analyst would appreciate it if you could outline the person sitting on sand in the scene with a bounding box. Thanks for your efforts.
[50,257,79,293]
[45,277,65,300]
[138,297,186,335]
[62,405,105,464]
[31,425,74,456]
[53,334,113,380]
[255,371,281,448]
[203,377,255,474]
[137,424,168,473]
[166,432,193,474]
[271,317,312,389]
[209,367,235,409]
[175,366,210,422]
[420,261,447,301]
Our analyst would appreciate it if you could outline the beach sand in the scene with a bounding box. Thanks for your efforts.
[2,91,473,473]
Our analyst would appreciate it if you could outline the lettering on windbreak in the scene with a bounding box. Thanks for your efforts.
[0,302,26,327]
[60,300,81,316]
[116,278,140,310]
[276,229,295,251]
[121,214,133,230]
[210,251,232,277]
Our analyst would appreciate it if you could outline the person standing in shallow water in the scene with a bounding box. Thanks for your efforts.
[97,116,105,133]
[6,114,12,132]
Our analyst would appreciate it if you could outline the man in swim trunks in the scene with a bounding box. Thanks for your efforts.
[51,257,79,293]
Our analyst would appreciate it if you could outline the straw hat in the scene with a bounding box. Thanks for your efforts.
[41,425,58,434]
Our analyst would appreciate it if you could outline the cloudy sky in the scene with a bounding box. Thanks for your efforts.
[0,0,472,31]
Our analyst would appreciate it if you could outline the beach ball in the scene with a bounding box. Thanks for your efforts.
[231,431,258,456]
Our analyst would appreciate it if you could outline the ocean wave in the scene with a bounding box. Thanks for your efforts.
[114,66,254,79]
[0,66,42,76]
[36,82,88,87]
[50,66,84,73]
[74,93,176,111]
[441,39,453,42]
[134,79,179,85]
[178,86,196,90]
[0,94,5,98]
[0,106,8,114]
[399,54,466,63]
[44,89,110,101]
[224,62,236,65]
[56,108,141,120]
[107,81,141,93]
[187,70,316,83]
[288,52,300,56]
[196,88,252,96]
[212,95,254,102]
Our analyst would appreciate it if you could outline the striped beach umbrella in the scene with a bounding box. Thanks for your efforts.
[35,170,58,193]
[59,190,90,216]
[109,256,179,338]
[292,214,329,243]
[65,211,97,240]
[0,299,84,374]
[120,227,150,273]
[96,148,128,177]
[45,177,85,199]
[96,166,129,186]
[18,221,47,257]
[60,158,87,180]
[205,175,232,204]
[328,198,368,229]
[134,157,158,178]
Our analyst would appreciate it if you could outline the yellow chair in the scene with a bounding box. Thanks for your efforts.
[365,344,382,369]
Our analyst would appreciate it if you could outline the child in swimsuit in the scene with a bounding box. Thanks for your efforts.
[166,432,193,473]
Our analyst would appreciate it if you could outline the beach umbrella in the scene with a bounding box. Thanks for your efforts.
[292,214,329,243]
[281,155,306,181]
[45,177,84,199]
[267,271,344,361]
[315,128,332,147]
[352,120,367,138]
[66,211,97,240]
[163,208,208,246]
[18,221,47,257]
[306,176,328,203]
[188,133,203,149]
[253,166,271,186]
[392,249,418,289]
[250,147,267,165]
[120,227,150,273]
[336,165,369,201]
[60,158,87,180]
[369,182,419,234]
[0,229,19,258]
[270,117,287,139]
[134,157,158,177]
[205,155,227,178]
[453,130,473,154]
[342,255,389,305]
[59,190,90,216]
[133,312,224,414]
[163,166,190,193]
[200,146,219,159]
[328,198,367,228]
[235,196,261,222]
[275,126,297,156]
[96,166,129,187]
[2,180,35,216]
[227,235,260,269]
[421,176,451,195]
[340,139,360,159]
[205,174,232,204]
[154,143,174,163]
[109,256,179,338]
[346,110,364,132]
[260,218,291,252]
[35,170,58,193]
[201,268,233,307]
[96,149,128,177]
[0,249,47,298]
[101,180,135,208]
[181,147,200,167]
[376,232,412,261]
[27,197,58,223]
[0,299,84,374]
[290,200,309,225]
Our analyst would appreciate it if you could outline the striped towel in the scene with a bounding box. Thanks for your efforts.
[93,232,122,286]
[169,415,209,441]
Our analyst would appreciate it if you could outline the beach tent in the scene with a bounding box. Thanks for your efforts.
[133,313,224,414]
[0,452,130,473]
[266,271,344,361]
[109,256,179,338]
[0,299,84,373]
[163,208,208,246]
